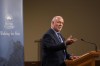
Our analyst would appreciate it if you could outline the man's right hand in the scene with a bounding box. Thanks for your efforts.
[65,35,77,45]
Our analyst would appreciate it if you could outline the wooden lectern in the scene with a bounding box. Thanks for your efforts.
[65,51,100,66]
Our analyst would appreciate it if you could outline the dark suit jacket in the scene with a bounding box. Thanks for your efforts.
[41,29,71,66]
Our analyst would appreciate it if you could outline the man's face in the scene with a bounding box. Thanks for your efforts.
[52,18,64,32]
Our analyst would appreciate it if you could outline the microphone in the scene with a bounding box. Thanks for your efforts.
[81,38,98,52]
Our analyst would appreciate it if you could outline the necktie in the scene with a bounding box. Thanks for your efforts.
[57,33,63,43]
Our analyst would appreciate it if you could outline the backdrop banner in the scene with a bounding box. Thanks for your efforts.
[0,0,24,66]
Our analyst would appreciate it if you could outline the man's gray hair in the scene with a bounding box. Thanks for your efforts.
[51,16,63,23]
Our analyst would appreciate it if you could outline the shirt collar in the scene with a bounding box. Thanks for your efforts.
[51,28,60,36]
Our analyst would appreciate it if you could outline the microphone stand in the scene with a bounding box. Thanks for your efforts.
[81,39,98,52]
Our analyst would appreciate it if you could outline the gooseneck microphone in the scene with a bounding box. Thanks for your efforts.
[81,38,98,52]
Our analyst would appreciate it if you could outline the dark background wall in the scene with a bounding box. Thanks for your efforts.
[24,0,100,61]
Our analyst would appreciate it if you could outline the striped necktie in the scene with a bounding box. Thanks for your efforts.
[57,33,63,43]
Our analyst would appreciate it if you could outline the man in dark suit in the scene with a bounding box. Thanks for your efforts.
[41,16,77,66]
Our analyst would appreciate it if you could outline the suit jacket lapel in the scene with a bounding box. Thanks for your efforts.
[48,29,62,44]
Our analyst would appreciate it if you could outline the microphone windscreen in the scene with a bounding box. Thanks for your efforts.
[81,38,84,41]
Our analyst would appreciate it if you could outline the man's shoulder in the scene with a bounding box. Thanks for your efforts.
[42,29,55,38]
[45,28,54,34]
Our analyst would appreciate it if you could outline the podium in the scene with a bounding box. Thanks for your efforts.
[65,51,100,66]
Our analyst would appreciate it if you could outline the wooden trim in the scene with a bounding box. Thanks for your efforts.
[24,60,100,66]
[24,61,40,66]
